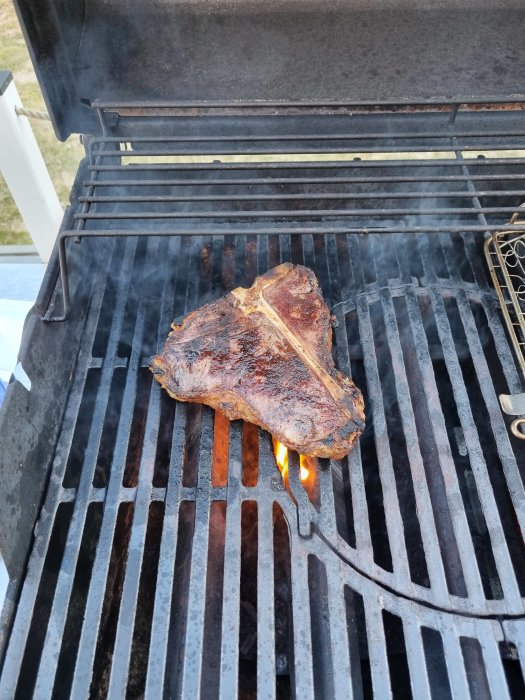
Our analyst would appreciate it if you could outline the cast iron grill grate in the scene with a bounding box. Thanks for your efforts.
[2,102,525,698]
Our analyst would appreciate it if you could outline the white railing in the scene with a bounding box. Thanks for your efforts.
[0,70,63,263]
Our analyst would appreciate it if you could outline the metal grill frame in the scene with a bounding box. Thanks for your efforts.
[2,101,525,697]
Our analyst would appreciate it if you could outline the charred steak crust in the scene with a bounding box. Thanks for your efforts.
[150,263,365,459]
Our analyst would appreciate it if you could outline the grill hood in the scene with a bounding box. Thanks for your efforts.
[13,0,525,139]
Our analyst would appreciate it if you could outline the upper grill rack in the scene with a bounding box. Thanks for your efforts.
[45,100,525,321]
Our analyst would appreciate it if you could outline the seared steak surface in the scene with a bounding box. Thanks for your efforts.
[151,263,364,458]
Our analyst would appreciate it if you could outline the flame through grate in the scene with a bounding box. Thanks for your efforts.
[272,439,311,483]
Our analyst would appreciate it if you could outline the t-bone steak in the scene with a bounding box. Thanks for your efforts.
[150,263,365,459]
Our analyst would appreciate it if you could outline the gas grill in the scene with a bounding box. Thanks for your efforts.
[2,1,525,698]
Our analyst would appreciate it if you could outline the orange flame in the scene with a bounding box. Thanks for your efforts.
[273,440,309,482]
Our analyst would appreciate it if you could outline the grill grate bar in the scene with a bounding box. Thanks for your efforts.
[218,420,243,700]
[30,238,140,697]
[324,560,355,699]
[75,206,525,221]
[256,437,277,700]
[93,97,525,108]
[356,292,413,588]
[459,231,491,293]
[401,285,486,603]
[289,545,315,700]
[420,240,524,608]
[78,190,525,204]
[363,600,392,697]
[345,443,372,564]
[441,626,472,698]
[107,380,162,697]
[91,145,524,158]
[321,464,345,537]
[84,174,525,188]
[278,233,291,265]
[379,286,450,597]
[333,240,375,567]
[0,243,116,697]
[48,486,240,504]
[482,297,523,394]
[90,157,525,172]
[403,621,433,700]
[503,620,525,682]
[179,407,214,700]
[68,288,149,696]
[439,229,525,526]
[65,226,525,236]
[172,235,215,700]
[144,401,186,699]
[89,129,525,146]
[256,233,268,274]
[300,233,357,700]
[316,459,338,539]
[455,294,525,535]
[299,230,316,270]
[477,624,512,700]
[108,235,181,695]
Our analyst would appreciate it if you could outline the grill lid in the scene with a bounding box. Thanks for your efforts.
[13,0,525,139]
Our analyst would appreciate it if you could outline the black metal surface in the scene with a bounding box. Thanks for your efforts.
[0,157,106,582]
[12,0,525,138]
[2,103,525,697]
